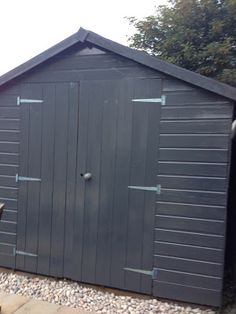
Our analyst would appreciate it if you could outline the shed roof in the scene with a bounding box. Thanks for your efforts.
[1,27,236,101]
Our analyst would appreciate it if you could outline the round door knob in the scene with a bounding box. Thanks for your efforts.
[83,173,92,181]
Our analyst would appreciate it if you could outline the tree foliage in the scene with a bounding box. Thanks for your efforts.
[127,0,236,86]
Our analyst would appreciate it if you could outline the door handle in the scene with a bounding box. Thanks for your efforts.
[81,173,92,181]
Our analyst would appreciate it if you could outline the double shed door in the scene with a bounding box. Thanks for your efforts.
[16,78,161,293]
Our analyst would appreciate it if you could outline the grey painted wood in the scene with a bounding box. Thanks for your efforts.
[0,107,20,118]
[161,105,232,120]
[1,209,17,221]
[0,119,20,130]
[155,215,225,235]
[95,80,119,286]
[153,281,221,306]
[0,131,19,142]
[158,188,227,206]
[50,83,69,277]
[72,81,89,281]
[158,161,227,177]
[160,119,231,134]
[80,81,103,284]
[37,84,56,276]
[159,134,228,149]
[159,148,228,163]
[156,202,225,220]
[156,268,222,290]
[153,255,222,277]
[0,221,17,233]
[109,78,133,289]
[63,82,79,279]
[125,78,161,293]
[155,228,224,249]
[24,84,42,273]
[158,175,227,192]
[0,232,16,244]
[154,241,224,263]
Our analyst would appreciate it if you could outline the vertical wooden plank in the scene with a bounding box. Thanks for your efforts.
[95,80,119,285]
[16,84,30,270]
[81,81,103,283]
[124,79,150,293]
[50,83,69,277]
[24,84,43,273]
[140,79,161,293]
[37,84,56,275]
[109,78,134,288]
[72,81,89,281]
[63,82,79,278]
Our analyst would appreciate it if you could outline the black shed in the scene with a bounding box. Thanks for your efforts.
[0,28,235,307]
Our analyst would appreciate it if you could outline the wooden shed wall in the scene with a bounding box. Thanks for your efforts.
[0,42,233,306]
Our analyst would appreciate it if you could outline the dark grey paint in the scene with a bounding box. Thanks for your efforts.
[0,37,233,308]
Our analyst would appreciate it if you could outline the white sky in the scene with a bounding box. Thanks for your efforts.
[0,0,168,75]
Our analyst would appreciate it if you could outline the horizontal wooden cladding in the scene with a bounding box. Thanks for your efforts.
[44,54,141,71]
[158,188,227,207]
[0,164,18,176]
[0,119,20,130]
[21,66,160,83]
[158,161,227,177]
[164,88,227,105]
[159,148,228,163]
[158,175,227,192]
[0,231,16,245]
[153,281,221,306]
[0,175,17,187]
[155,215,225,235]
[0,186,18,199]
[160,119,231,134]
[0,131,19,142]
[159,134,229,149]
[0,142,19,154]
[155,268,221,290]
[0,153,19,165]
[0,198,17,210]
[0,107,19,119]
[0,221,17,233]
[0,95,18,106]
[155,228,224,249]
[1,210,17,222]
[162,79,194,92]
[161,105,232,120]
[156,202,225,220]
[0,243,14,255]
[153,255,222,277]
[154,241,224,263]
[0,254,15,268]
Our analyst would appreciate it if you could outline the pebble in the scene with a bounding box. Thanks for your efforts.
[0,271,217,313]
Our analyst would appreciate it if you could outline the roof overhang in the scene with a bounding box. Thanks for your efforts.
[0,27,236,101]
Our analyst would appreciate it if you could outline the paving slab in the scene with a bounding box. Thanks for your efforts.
[57,306,95,313]
[0,292,30,314]
[14,299,60,314]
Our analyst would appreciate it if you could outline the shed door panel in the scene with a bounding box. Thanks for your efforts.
[72,78,161,294]
[16,82,79,276]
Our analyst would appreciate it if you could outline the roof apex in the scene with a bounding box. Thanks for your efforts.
[0,27,236,102]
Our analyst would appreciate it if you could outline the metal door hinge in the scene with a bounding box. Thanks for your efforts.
[132,95,166,106]
[15,174,41,183]
[13,247,37,258]
[128,184,161,194]
[124,267,158,280]
[17,96,44,106]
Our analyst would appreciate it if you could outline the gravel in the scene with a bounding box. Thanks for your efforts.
[0,271,218,313]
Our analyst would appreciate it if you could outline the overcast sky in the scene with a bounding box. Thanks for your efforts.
[0,0,168,75]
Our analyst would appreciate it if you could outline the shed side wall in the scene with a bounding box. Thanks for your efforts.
[154,78,233,306]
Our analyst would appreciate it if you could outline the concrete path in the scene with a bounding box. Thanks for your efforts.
[0,292,93,314]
